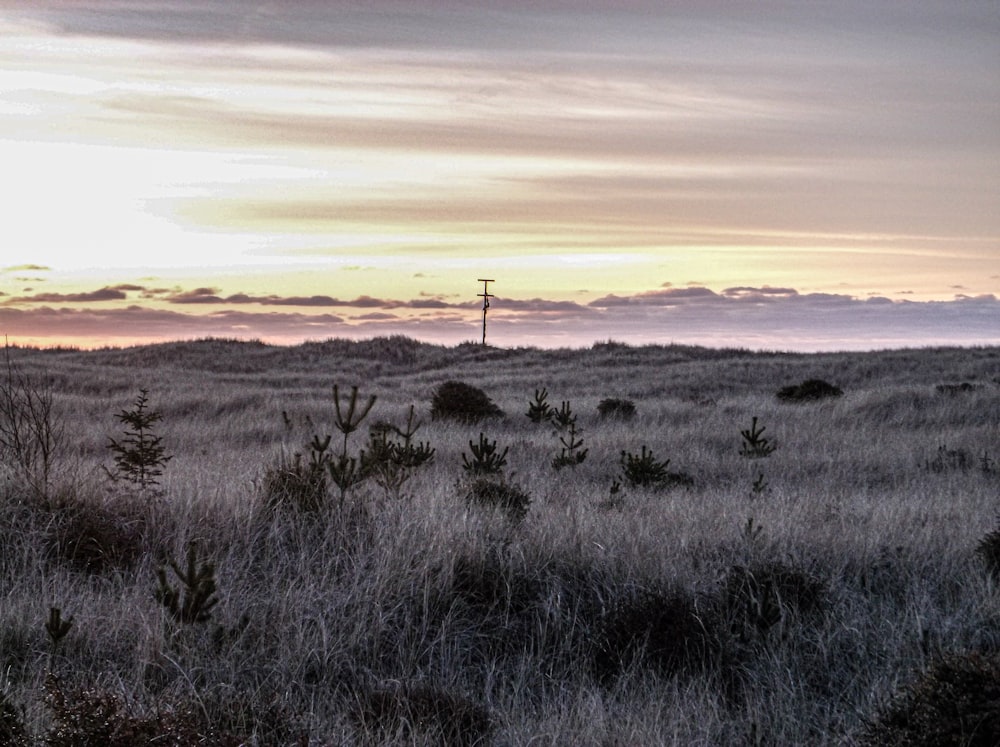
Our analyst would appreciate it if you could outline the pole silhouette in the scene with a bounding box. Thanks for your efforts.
[477,279,494,346]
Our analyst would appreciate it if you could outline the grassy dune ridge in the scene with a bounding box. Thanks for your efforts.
[1,337,999,744]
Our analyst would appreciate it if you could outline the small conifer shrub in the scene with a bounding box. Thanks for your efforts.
[365,405,435,498]
[597,398,636,420]
[461,433,509,476]
[550,401,576,432]
[526,388,554,423]
[552,418,588,470]
[326,384,377,503]
[619,446,693,490]
[776,379,843,402]
[105,389,172,491]
[739,416,777,458]
[431,381,504,423]
[154,542,219,624]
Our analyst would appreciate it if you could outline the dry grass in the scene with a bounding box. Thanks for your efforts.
[0,337,998,744]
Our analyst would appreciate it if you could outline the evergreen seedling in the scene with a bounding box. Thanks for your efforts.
[526,388,553,424]
[326,385,377,504]
[332,385,376,456]
[552,419,588,470]
[619,445,670,488]
[739,416,776,459]
[367,405,435,498]
[550,401,576,432]
[462,433,508,476]
[105,389,172,490]
[155,542,219,624]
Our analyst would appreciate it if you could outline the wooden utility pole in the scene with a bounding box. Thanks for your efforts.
[477,279,494,346]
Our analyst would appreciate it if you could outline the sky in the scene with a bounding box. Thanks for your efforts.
[0,1,997,351]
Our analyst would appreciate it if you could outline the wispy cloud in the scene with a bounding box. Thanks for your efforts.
[2,264,51,273]
[6,287,128,303]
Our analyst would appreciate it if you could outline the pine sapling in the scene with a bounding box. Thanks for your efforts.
[550,401,576,432]
[462,433,509,476]
[739,416,776,459]
[326,385,377,504]
[526,388,554,424]
[552,419,588,470]
[367,405,435,499]
[155,542,219,624]
[106,388,172,490]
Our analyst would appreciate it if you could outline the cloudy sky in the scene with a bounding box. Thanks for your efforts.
[1,1,997,350]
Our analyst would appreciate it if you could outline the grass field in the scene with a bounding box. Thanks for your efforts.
[1,337,998,745]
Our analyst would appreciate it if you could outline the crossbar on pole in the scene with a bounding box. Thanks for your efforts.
[477,278,495,346]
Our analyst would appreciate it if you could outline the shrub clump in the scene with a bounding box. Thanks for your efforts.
[619,446,693,491]
[451,547,541,617]
[935,382,978,396]
[464,477,531,522]
[975,527,1000,580]
[591,584,716,683]
[859,651,1000,746]
[597,398,636,420]
[431,381,504,423]
[721,561,826,642]
[46,499,144,573]
[776,379,843,402]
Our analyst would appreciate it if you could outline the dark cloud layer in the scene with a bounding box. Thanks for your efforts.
[2,284,996,351]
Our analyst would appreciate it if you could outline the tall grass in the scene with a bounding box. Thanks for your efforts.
[0,338,998,744]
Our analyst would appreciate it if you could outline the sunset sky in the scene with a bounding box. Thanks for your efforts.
[1,1,997,351]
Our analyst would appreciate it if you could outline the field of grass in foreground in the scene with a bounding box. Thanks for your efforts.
[1,337,999,745]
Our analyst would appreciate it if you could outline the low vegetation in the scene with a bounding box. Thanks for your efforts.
[0,337,998,744]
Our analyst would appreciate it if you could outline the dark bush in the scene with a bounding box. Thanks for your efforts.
[46,500,144,573]
[859,651,1000,746]
[936,382,978,396]
[464,478,531,522]
[452,547,541,616]
[591,584,716,683]
[721,561,826,641]
[776,379,843,402]
[431,381,504,423]
[597,398,636,420]
[350,682,493,747]
[976,527,1000,580]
